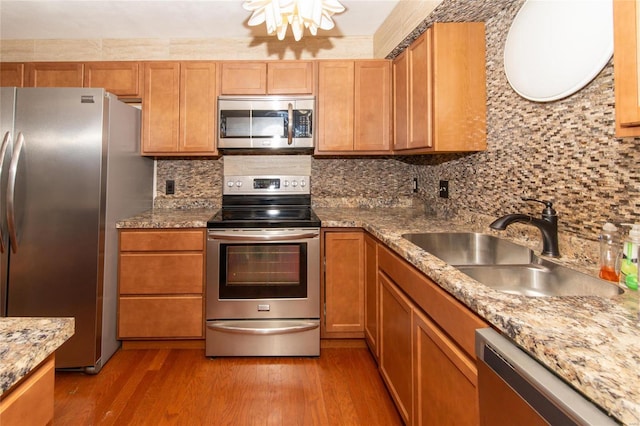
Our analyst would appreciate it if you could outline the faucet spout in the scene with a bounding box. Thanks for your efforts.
[489,199,560,258]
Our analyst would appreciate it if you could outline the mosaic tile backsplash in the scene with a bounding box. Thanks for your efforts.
[156,0,640,244]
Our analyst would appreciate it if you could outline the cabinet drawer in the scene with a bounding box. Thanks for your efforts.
[378,245,487,359]
[118,296,203,338]
[119,253,203,294]
[120,230,204,252]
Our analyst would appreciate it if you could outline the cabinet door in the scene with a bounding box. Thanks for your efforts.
[142,62,180,154]
[84,62,142,98]
[354,61,391,152]
[393,51,409,150]
[220,62,267,95]
[118,296,203,338]
[364,233,379,359]
[316,61,355,152]
[431,22,487,151]
[267,61,314,94]
[408,31,432,149]
[323,230,364,337]
[379,272,413,425]
[26,62,84,87]
[413,308,479,426]
[613,0,640,136]
[180,62,217,153]
[0,63,25,87]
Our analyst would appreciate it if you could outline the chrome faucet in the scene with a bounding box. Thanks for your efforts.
[489,198,560,258]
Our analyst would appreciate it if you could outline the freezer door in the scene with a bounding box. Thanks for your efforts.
[0,88,15,317]
[7,88,106,368]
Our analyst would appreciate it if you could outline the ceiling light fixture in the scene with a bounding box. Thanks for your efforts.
[243,0,346,41]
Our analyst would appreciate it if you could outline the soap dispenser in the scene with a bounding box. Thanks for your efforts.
[598,222,620,282]
[619,223,640,290]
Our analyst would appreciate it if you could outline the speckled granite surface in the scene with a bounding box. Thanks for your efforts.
[116,208,216,229]
[0,317,75,395]
[117,206,639,424]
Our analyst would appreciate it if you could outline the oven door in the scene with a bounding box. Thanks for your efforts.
[206,228,320,320]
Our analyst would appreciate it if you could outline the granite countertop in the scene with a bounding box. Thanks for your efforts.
[0,317,75,395]
[118,206,640,424]
[116,208,216,229]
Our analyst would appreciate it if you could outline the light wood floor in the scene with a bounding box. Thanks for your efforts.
[53,345,402,425]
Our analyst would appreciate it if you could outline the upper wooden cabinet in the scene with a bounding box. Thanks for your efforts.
[0,63,25,87]
[84,62,143,98]
[613,0,640,137]
[26,62,84,87]
[316,60,392,154]
[393,22,487,153]
[220,61,314,95]
[142,61,217,156]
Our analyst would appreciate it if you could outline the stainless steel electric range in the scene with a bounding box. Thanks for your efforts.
[205,165,321,357]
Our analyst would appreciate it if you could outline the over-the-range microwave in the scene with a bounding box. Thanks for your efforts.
[217,96,315,150]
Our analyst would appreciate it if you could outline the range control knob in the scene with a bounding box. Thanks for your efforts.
[283,180,290,187]
[227,180,234,187]
[300,179,307,187]
[292,180,298,187]
[236,180,243,187]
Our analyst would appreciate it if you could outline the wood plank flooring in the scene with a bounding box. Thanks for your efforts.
[54,346,402,425]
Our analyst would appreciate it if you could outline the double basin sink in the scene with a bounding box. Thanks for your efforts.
[402,232,623,298]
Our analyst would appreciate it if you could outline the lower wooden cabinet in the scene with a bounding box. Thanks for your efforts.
[379,271,413,424]
[364,233,379,359]
[322,229,365,338]
[118,229,205,340]
[377,242,488,426]
[0,354,55,426]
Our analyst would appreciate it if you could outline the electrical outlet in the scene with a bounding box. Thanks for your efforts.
[412,177,418,193]
[166,180,175,195]
[439,180,449,198]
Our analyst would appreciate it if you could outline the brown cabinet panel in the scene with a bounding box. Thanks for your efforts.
[0,63,25,87]
[267,61,314,94]
[84,62,142,97]
[613,0,640,136]
[119,253,204,295]
[354,61,391,151]
[379,272,413,425]
[0,354,54,426]
[413,308,479,426]
[118,296,203,338]
[364,233,379,359]
[180,62,217,152]
[142,62,181,153]
[323,230,365,337]
[317,61,355,152]
[220,62,267,95]
[120,229,204,251]
[392,52,409,151]
[26,62,84,87]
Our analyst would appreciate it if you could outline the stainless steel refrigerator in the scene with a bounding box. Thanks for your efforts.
[0,87,153,373]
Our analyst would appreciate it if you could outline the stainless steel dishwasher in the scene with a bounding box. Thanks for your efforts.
[475,328,619,425]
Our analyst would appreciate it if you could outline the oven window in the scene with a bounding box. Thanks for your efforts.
[220,243,308,299]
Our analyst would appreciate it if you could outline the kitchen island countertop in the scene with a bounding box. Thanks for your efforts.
[0,317,75,395]
[118,206,640,424]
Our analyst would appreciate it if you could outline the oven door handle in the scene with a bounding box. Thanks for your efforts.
[207,320,319,335]
[208,232,319,241]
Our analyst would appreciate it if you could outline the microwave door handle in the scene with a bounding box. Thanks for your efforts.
[287,103,293,145]
[7,132,24,254]
[0,132,11,253]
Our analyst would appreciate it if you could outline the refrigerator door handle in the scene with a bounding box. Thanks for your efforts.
[7,132,24,254]
[0,132,11,254]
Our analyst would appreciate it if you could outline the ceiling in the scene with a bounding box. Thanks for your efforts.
[0,0,401,40]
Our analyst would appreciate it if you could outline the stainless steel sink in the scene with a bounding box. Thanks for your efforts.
[457,261,624,298]
[402,232,623,298]
[401,232,534,265]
